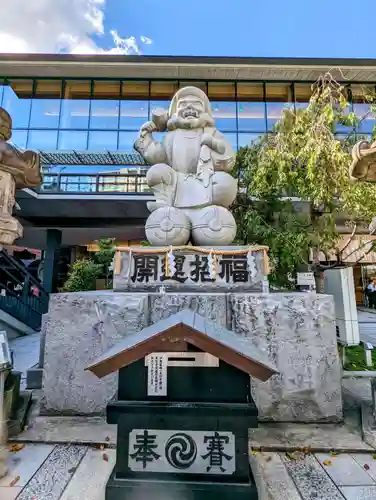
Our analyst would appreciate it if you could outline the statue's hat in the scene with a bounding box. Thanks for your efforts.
[169,86,211,117]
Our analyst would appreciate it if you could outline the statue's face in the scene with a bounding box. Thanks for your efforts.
[176,95,205,120]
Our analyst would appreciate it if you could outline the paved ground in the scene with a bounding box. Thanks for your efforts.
[2,444,376,499]
[5,331,376,499]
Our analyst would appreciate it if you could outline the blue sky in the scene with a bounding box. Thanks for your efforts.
[100,0,376,58]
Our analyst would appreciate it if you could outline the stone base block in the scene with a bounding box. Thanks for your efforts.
[105,468,258,500]
[42,291,342,422]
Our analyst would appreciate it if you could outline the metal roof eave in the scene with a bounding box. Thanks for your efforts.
[1,54,376,82]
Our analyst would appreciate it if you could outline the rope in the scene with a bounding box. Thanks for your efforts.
[114,245,270,275]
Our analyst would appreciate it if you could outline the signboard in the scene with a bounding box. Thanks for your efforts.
[113,246,269,292]
[128,429,235,475]
[297,272,316,286]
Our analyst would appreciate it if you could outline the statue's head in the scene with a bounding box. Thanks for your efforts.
[0,108,12,141]
[167,86,214,130]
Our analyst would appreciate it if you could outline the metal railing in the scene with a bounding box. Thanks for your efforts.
[0,251,49,330]
[38,172,151,194]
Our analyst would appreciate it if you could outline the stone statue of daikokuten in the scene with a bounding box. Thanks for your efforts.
[134,86,238,246]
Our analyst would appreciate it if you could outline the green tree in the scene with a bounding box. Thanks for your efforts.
[62,238,116,292]
[92,238,116,288]
[62,259,102,292]
[234,74,376,288]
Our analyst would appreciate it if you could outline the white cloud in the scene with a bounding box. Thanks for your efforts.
[0,0,152,55]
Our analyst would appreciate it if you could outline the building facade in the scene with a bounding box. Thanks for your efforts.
[1,54,376,295]
[2,77,376,158]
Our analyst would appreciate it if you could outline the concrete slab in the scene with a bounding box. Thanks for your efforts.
[0,487,22,499]
[60,449,115,500]
[316,453,375,486]
[0,443,54,487]
[352,454,376,482]
[10,416,117,446]
[340,486,376,499]
[11,416,372,454]
[282,454,344,500]
[16,445,87,500]
[249,452,302,500]
[250,422,372,452]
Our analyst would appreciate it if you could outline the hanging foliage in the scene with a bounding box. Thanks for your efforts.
[233,74,376,288]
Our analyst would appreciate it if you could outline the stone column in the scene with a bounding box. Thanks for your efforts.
[0,108,41,478]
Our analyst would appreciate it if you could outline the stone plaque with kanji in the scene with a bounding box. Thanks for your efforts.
[113,246,268,292]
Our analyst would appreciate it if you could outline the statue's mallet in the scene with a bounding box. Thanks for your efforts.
[140,108,169,138]
[151,108,169,131]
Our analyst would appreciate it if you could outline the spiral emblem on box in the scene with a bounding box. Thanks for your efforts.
[165,433,197,469]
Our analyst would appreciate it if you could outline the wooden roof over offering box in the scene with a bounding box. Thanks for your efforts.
[86,310,278,381]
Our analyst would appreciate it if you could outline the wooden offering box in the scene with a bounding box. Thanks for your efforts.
[86,311,278,500]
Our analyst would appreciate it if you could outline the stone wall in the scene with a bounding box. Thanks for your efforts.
[42,291,343,422]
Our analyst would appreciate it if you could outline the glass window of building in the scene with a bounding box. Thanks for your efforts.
[60,80,91,129]
[237,83,264,101]
[30,97,61,129]
[223,132,238,151]
[30,80,62,128]
[237,83,266,133]
[10,130,28,149]
[90,100,119,130]
[88,130,118,151]
[90,81,120,130]
[266,83,293,131]
[0,80,5,107]
[120,101,148,130]
[211,101,236,131]
[92,80,121,99]
[150,81,178,99]
[28,129,58,150]
[238,132,261,149]
[352,84,376,134]
[122,81,149,99]
[179,81,207,93]
[58,130,88,150]
[2,80,33,128]
[119,131,138,150]
[208,82,236,101]
[294,83,313,109]
[237,102,266,132]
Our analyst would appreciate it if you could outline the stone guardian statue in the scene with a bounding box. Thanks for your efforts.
[134,87,238,246]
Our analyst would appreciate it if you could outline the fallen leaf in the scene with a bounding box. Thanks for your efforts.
[330,451,339,457]
[364,464,370,471]
[9,475,20,486]
[9,444,25,453]
[285,452,297,461]
[251,450,258,455]
[68,467,76,474]
[323,459,332,466]
[373,455,376,460]
[265,456,272,462]
[102,453,109,462]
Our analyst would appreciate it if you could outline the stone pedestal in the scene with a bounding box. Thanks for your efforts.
[42,291,343,422]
